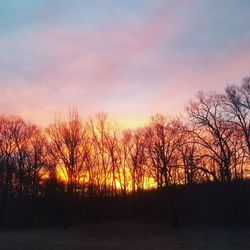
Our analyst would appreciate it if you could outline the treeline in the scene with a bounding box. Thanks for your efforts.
[0,77,249,227]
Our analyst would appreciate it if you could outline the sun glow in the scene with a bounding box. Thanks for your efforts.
[54,165,157,192]
[116,115,148,129]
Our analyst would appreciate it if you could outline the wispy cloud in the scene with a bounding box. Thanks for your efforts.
[0,0,250,126]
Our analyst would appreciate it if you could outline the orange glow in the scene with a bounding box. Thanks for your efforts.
[117,115,148,129]
[53,165,157,192]
[56,166,68,183]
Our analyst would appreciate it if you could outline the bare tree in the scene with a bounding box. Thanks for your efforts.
[46,110,85,194]
[186,92,242,182]
[123,128,147,193]
[224,77,250,163]
[177,123,201,184]
[145,114,181,188]
[0,115,18,227]
[0,115,45,227]
[88,112,114,196]
[46,110,85,228]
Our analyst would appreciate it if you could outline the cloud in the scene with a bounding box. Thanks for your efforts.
[0,0,249,127]
[148,37,250,117]
[0,1,193,125]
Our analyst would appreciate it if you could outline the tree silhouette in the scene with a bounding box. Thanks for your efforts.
[0,76,249,228]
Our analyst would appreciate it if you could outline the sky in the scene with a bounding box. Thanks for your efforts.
[0,0,250,128]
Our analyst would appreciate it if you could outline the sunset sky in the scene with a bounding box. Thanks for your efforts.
[1,0,250,127]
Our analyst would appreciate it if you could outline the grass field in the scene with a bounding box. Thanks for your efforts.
[0,222,249,250]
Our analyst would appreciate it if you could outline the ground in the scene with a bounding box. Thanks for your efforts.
[0,222,249,250]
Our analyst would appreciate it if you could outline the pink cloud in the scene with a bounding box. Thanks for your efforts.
[0,1,194,126]
[147,39,250,117]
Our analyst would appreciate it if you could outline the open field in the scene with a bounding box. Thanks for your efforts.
[0,222,250,250]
